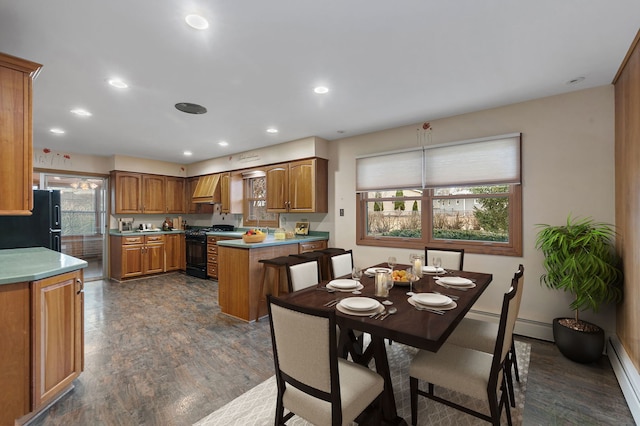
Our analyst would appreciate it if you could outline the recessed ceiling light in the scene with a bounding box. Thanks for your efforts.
[314,86,329,94]
[266,128,278,134]
[50,128,65,134]
[108,79,128,89]
[566,77,585,85]
[183,151,193,156]
[218,141,228,147]
[70,108,92,117]
[185,14,209,30]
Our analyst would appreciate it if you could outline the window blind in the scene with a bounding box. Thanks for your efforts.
[423,133,521,188]
[356,148,423,191]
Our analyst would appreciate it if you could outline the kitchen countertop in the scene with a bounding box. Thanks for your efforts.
[109,229,184,236]
[0,247,88,285]
[211,231,329,249]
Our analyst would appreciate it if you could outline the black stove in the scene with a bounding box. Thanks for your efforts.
[185,225,235,279]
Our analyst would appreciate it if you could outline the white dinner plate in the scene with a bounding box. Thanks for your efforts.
[339,297,380,312]
[435,279,476,289]
[336,303,385,317]
[422,266,445,274]
[328,279,359,289]
[326,282,364,292]
[411,293,452,307]
[438,276,474,286]
[407,297,458,311]
[365,267,392,276]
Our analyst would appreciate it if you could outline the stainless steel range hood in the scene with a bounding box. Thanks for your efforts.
[192,174,221,204]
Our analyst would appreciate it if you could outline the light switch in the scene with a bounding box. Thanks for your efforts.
[339,208,344,216]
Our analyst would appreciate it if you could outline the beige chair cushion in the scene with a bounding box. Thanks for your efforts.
[426,249,462,270]
[409,343,495,402]
[289,261,320,291]
[331,252,353,278]
[283,358,384,426]
[446,318,498,354]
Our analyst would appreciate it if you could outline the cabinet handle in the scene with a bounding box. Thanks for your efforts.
[76,278,84,294]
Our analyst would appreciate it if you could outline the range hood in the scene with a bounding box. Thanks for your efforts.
[192,174,221,204]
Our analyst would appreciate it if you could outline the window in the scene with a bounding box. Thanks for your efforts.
[243,172,279,228]
[356,134,522,256]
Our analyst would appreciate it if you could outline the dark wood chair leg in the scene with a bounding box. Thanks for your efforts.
[410,377,419,425]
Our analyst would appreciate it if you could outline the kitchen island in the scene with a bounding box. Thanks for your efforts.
[0,248,87,425]
[214,232,328,321]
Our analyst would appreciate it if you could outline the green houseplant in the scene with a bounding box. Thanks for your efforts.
[535,215,623,363]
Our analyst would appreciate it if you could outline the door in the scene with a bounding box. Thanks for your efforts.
[41,173,107,281]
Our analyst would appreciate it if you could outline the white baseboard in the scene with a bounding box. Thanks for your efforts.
[466,309,554,341]
[608,337,640,424]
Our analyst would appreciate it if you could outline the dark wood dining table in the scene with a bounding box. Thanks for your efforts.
[277,263,493,425]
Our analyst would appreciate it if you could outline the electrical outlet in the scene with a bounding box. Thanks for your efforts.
[339,208,344,216]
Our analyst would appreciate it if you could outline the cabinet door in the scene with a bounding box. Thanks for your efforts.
[266,164,288,211]
[0,54,41,215]
[112,171,143,214]
[165,234,183,271]
[142,175,166,214]
[145,242,165,274]
[220,173,230,213]
[165,177,185,214]
[32,270,83,409]
[288,160,314,212]
[122,244,144,278]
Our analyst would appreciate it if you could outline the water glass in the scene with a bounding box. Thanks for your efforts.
[351,266,363,282]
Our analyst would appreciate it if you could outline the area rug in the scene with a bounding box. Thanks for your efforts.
[195,340,530,426]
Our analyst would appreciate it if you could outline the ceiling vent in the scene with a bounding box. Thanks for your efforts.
[175,102,207,114]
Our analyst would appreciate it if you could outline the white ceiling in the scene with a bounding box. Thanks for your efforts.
[1,1,639,165]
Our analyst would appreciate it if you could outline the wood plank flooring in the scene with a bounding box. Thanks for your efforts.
[29,272,634,425]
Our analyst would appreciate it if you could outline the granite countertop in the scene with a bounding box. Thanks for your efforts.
[109,229,184,236]
[212,231,329,249]
[0,247,88,285]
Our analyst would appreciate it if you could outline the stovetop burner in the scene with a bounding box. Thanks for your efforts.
[211,224,235,232]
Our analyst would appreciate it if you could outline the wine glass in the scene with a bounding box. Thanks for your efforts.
[406,267,417,296]
[387,256,397,271]
[351,266,363,282]
[433,256,442,273]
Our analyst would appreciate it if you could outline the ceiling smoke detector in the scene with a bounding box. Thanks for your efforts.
[175,102,207,114]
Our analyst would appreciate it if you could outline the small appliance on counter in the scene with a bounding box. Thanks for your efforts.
[118,217,135,232]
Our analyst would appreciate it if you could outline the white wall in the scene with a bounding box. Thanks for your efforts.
[328,85,616,341]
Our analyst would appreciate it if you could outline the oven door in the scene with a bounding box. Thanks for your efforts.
[185,238,207,278]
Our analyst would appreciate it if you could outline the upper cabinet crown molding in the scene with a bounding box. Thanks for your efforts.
[0,52,42,215]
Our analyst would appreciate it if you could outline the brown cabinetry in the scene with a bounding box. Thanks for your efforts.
[266,158,328,213]
[207,235,238,279]
[220,172,243,214]
[0,269,84,425]
[111,171,186,214]
[165,233,184,272]
[299,240,327,253]
[192,174,221,204]
[32,270,84,409]
[0,53,42,215]
[110,234,166,280]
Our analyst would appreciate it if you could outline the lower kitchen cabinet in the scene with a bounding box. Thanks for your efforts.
[0,269,84,425]
[110,234,167,280]
[165,233,185,272]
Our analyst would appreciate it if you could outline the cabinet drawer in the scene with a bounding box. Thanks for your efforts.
[299,240,327,253]
[207,236,218,244]
[122,236,143,245]
[145,234,165,243]
[207,245,218,255]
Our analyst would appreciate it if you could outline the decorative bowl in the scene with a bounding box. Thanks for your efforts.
[242,233,266,243]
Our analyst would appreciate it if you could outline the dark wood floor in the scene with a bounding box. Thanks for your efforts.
[30,272,634,425]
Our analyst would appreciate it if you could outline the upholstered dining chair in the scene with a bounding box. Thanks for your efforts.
[286,258,321,292]
[444,265,525,406]
[425,247,464,270]
[330,250,354,279]
[408,267,525,426]
[268,296,384,426]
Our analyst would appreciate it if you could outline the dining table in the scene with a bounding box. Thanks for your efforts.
[276,263,493,426]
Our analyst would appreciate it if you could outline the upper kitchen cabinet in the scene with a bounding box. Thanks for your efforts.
[165,176,185,214]
[220,172,243,214]
[0,52,42,216]
[266,158,328,213]
[111,171,176,214]
[192,174,221,204]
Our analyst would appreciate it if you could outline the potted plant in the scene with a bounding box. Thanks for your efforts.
[535,215,623,363]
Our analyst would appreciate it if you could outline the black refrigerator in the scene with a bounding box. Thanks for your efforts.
[0,190,62,251]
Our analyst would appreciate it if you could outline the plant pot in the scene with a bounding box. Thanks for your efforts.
[552,317,604,363]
